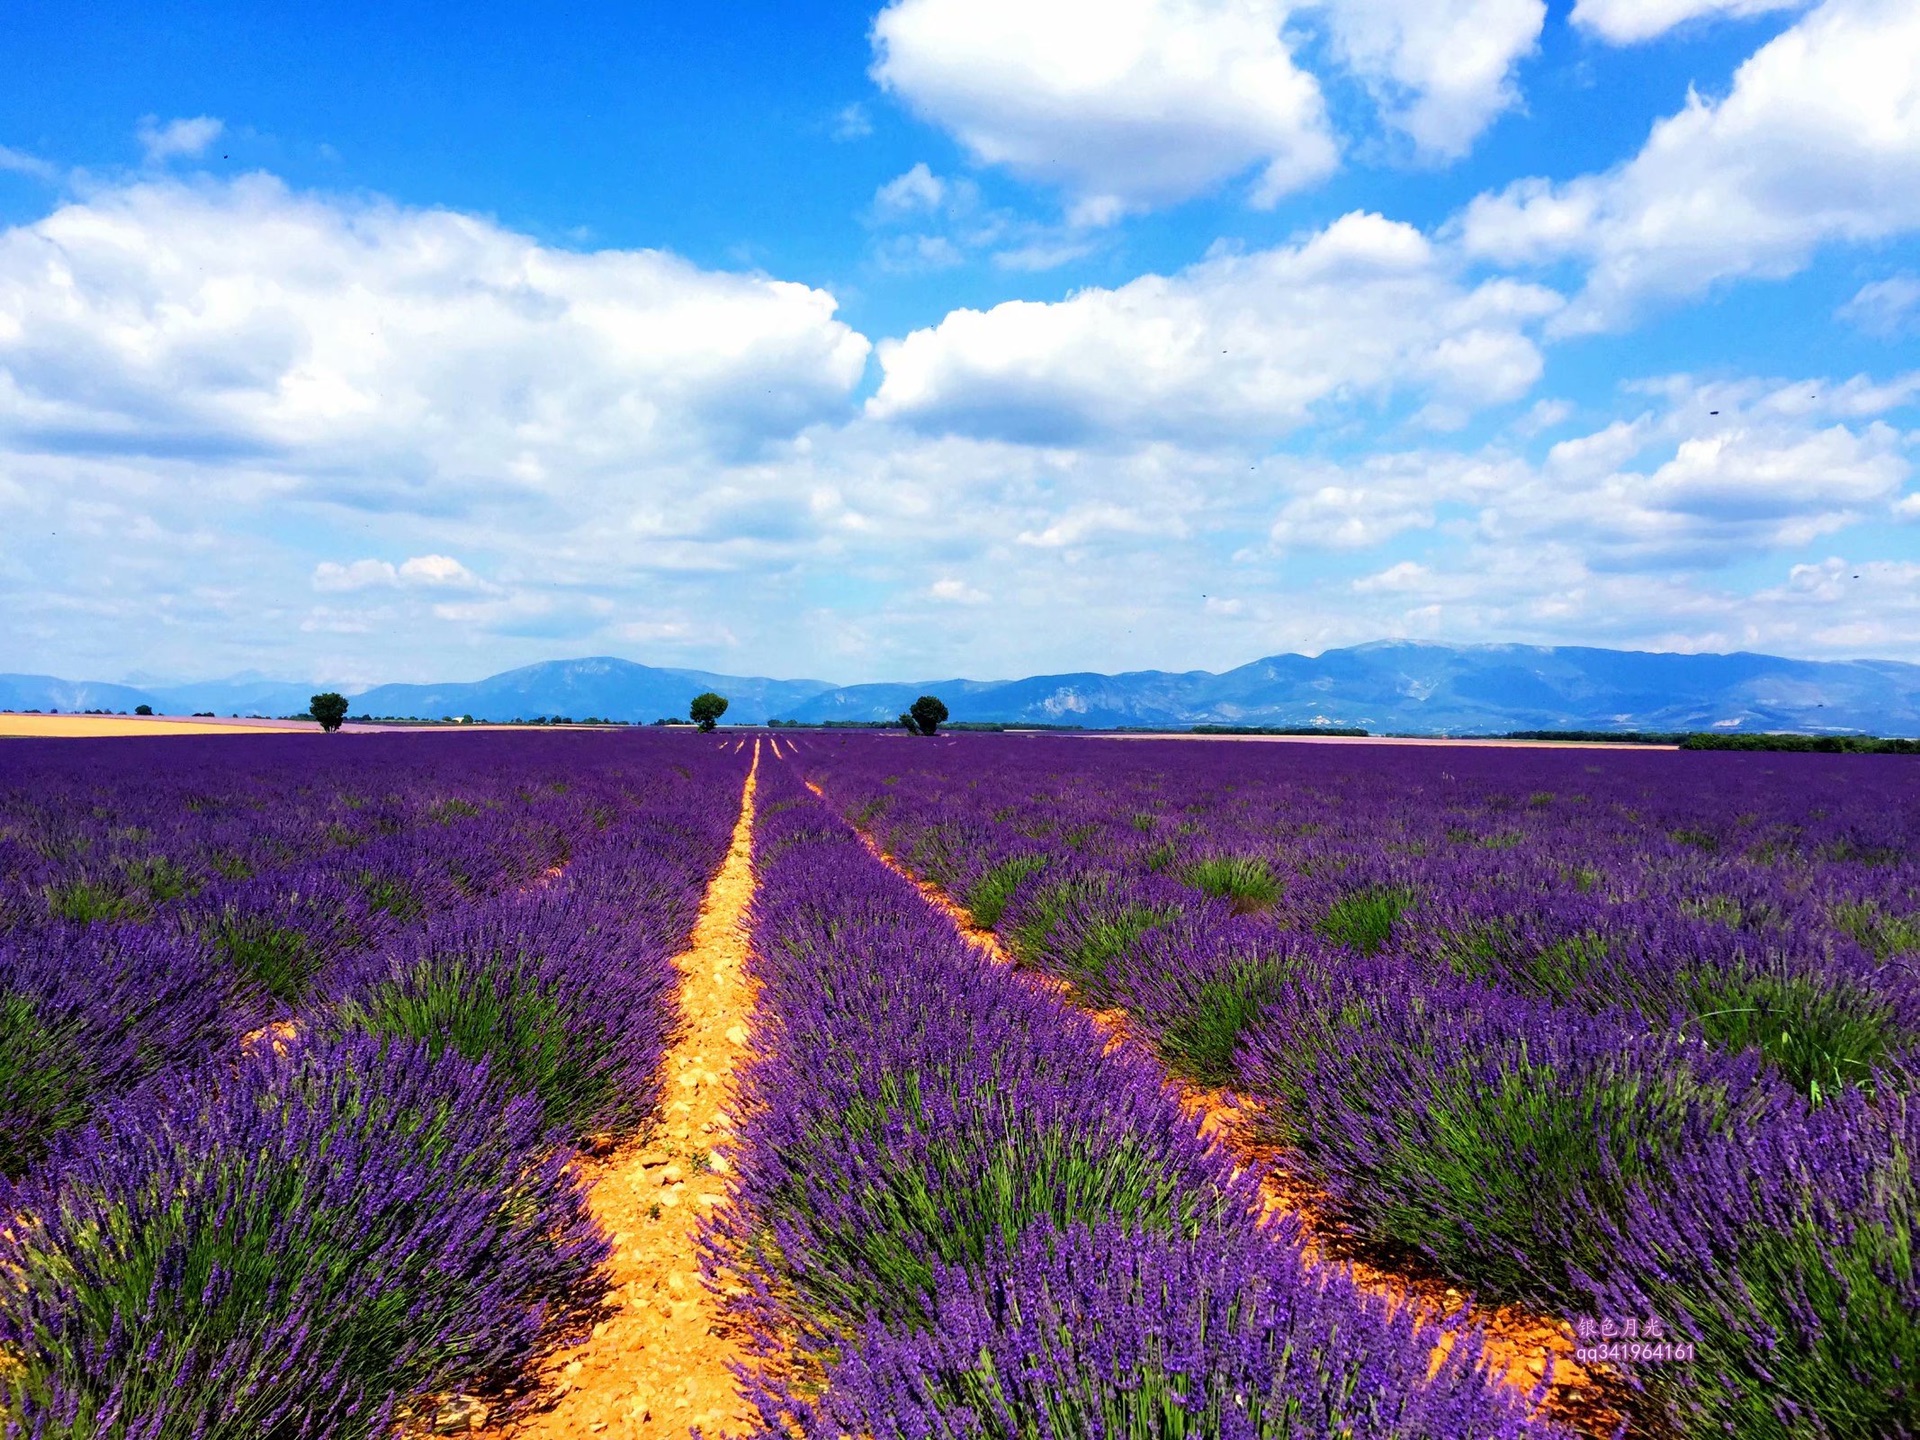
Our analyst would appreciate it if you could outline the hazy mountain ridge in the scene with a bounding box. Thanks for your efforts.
[6,643,1920,734]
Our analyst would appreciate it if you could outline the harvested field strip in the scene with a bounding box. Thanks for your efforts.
[480,740,762,1439]
[0,714,313,738]
[819,781,1629,1438]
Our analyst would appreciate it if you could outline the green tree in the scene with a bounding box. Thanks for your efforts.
[310,692,350,734]
[689,692,729,732]
[908,694,949,736]
[133,704,153,716]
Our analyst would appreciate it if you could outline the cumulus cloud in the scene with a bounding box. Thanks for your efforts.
[0,175,872,484]
[1460,0,1920,330]
[870,0,1336,219]
[1315,0,1546,159]
[869,212,1560,443]
[1571,0,1808,44]
[1243,372,1919,620]
[4,167,1917,683]
[137,115,225,163]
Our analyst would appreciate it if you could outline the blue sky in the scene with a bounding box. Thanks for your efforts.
[1,0,1916,686]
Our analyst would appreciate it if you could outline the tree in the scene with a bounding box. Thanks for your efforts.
[689,692,729,732]
[134,704,153,716]
[310,693,350,734]
[908,694,950,737]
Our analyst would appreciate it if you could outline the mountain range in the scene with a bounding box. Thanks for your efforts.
[7,643,1920,735]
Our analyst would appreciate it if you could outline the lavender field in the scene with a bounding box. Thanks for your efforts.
[0,733,744,1434]
[2,729,1914,1438]
[798,732,1920,1438]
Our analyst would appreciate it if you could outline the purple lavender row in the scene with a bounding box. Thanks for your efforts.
[797,733,1920,1437]
[0,734,749,1176]
[320,751,746,1140]
[1,751,580,1176]
[803,732,1920,1097]
[0,732,633,934]
[710,754,1558,1439]
[1,735,748,1437]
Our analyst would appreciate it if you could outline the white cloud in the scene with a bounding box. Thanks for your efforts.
[1513,397,1575,436]
[0,175,872,482]
[992,237,1100,272]
[1840,275,1920,337]
[874,162,954,217]
[832,103,874,141]
[1460,0,1920,330]
[1016,502,1177,548]
[313,559,401,592]
[312,554,486,592]
[1271,484,1436,549]
[1571,0,1808,44]
[874,233,969,272]
[869,212,1560,443]
[1316,0,1545,158]
[929,576,989,604]
[869,0,1336,219]
[4,170,1918,684]
[0,145,57,181]
[137,115,225,163]
[868,164,1097,273]
[1267,451,1525,550]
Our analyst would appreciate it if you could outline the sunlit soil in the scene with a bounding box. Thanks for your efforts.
[473,745,763,1439]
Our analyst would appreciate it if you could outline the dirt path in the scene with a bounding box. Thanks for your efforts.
[484,742,763,1439]
[806,779,1638,1438]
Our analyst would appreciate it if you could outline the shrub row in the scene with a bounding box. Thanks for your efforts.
[0,735,746,1436]
[709,754,1558,1438]
[799,732,1920,1438]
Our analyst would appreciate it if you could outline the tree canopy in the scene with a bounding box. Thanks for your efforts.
[905,695,949,736]
[310,693,350,733]
[689,692,729,732]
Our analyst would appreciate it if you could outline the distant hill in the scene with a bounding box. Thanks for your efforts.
[349,656,837,725]
[778,643,1920,734]
[0,673,157,714]
[7,642,1920,734]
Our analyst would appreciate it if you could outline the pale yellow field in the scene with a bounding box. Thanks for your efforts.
[0,714,315,738]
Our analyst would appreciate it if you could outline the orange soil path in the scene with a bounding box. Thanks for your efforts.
[482,742,763,1439]
[805,778,1642,1439]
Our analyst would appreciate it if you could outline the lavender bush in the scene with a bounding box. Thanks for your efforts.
[0,1034,607,1439]
[0,923,256,1176]
[1238,956,1788,1306]
[1584,1087,1920,1438]
[718,756,1552,1438]
[759,1222,1556,1440]
[326,889,683,1141]
[793,732,1920,1436]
